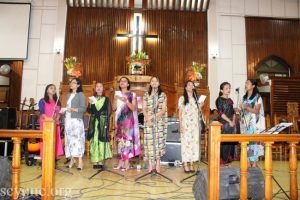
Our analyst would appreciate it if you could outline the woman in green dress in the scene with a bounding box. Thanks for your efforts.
[87,82,112,169]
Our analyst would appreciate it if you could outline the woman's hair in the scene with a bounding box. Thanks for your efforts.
[243,79,259,100]
[183,80,197,105]
[94,82,105,96]
[218,82,231,97]
[44,84,60,105]
[148,76,162,96]
[69,78,83,93]
[118,76,131,90]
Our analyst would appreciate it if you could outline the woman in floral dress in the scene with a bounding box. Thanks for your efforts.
[178,80,203,173]
[114,77,141,171]
[239,79,265,167]
[143,76,168,173]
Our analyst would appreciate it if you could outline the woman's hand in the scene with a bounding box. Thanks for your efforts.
[180,124,184,133]
[67,108,78,112]
[88,99,94,104]
[115,95,127,103]
[229,120,235,127]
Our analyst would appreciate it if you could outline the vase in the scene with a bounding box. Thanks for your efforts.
[67,69,73,76]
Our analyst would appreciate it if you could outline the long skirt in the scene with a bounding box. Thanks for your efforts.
[64,116,85,158]
[90,123,112,163]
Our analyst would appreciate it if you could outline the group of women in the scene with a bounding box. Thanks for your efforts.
[38,76,265,172]
[216,79,265,167]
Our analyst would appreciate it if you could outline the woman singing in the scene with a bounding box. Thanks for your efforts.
[64,78,86,170]
[239,79,265,167]
[178,80,203,173]
[87,82,112,169]
[143,76,167,173]
[38,84,64,159]
[216,82,236,165]
[114,77,141,171]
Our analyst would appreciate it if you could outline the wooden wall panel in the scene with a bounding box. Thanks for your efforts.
[246,17,300,78]
[142,10,208,87]
[64,7,133,84]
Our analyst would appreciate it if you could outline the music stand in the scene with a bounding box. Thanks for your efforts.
[264,122,292,199]
[264,123,293,134]
[135,92,173,182]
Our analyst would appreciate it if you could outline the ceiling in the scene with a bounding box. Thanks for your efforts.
[67,0,210,12]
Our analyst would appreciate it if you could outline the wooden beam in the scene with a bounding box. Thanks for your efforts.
[183,0,187,11]
[208,121,222,200]
[189,0,192,11]
[220,134,300,142]
[129,0,134,8]
[11,137,21,200]
[289,142,298,200]
[240,142,249,200]
[199,0,203,12]
[206,0,210,11]
[264,142,273,200]
[41,120,56,200]
[194,0,198,12]
[172,0,176,10]
[0,130,42,138]
[142,0,147,9]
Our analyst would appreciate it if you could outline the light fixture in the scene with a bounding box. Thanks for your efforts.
[116,33,129,38]
[145,34,158,39]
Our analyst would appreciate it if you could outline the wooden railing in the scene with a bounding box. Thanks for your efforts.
[0,120,56,200]
[209,121,300,200]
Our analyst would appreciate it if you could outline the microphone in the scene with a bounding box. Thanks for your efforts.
[235,87,240,93]
[193,89,198,101]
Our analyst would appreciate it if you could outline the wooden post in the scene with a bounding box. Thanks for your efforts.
[41,120,56,200]
[11,137,21,200]
[265,142,273,200]
[239,141,248,200]
[208,121,222,200]
[289,142,298,200]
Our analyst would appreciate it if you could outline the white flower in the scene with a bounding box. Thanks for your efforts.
[128,153,133,158]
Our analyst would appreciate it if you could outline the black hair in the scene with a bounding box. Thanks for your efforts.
[148,76,162,96]
[44,84,61,106]
[243,79,259,100]
[118,77,131,90]
[218,82,231,96]
[183,80,197,106]
[69,78,83,93]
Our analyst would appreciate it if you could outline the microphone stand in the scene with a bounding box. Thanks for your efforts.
[89,100,124,179]
[135,88,173,182]
[181,89,207,183]
[52,93,73,175]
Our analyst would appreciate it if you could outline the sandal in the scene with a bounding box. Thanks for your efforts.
[183,163,190,173]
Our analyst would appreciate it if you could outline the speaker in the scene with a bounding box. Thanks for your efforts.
[0,157,12,189]
[161,142,182,164]
[167,121,180,142]
[193,167,264,200]
[0,107,16,129]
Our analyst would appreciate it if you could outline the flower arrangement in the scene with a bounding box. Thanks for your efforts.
[129,51,148,60]
[126,51,150,75]
[64,56,81,78]
[186,61,206,81]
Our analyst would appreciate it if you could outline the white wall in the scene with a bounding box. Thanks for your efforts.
[208,0,300,108]
[17,0,67,108]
